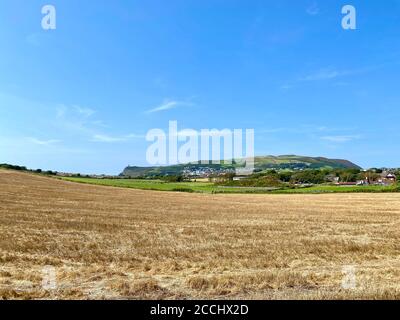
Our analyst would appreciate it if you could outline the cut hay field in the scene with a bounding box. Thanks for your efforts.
[1,169,400,300]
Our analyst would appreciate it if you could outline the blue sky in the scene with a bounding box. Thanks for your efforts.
[1,0,400,174]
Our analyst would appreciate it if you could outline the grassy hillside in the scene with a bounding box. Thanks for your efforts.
[121,155,361,177]
[252,155,361,170]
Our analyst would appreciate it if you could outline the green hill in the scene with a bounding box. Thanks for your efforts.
[254,155,361,170]
[121,155,361,177]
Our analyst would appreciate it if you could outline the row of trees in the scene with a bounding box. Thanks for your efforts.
[0,164,28,171]
[0,164,57,176]
[216,168,399,187]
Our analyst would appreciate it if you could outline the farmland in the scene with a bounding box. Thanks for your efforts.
[1,169,400,300]
[58,177,277,194]
[59,177,397,194]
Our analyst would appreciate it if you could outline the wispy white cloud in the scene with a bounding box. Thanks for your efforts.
[126,133,145,139]
[301,69,349,81]
[55,104,96,135]
[147,100,178,113]
[56,105,143,144]
[56,105,96,120]
[281,68,350,89]
[320,135,361,143]
[146,99,194,114]
[73,105,96,118]
[91,134,126,143]
[0,136,89,156]
[258,127,291,134]
[280,84,293,90]
[282,65,381,90]
[306,2,320,16]
[300,65,383,83]
[91,133,144,143]
[258,125,354,135]
[27,137,61,145]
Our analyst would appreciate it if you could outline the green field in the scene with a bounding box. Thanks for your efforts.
[59,177,399,194]
[59,177,274,193]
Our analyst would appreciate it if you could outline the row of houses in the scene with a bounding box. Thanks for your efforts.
[357,172,397,186]
[182,167,235,178]
[334,171,397,186]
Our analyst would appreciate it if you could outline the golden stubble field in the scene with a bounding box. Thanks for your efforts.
[1,169,400,300]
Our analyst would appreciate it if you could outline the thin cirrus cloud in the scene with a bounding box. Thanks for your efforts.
[281,68,352,90]
[56,105,143,143]
[306,2,320,16]
[300,69,351,81]
[56,104,99,136]
[91,134,126,143]
[27,137,61,146]
[281,65,381,90]
[91,133,144,143]
[258,125,351,135]
[73,105,96,118]
[320,135,361,143]
[257,127,363,144]
[146,99,194,114]
[300,64,383,83]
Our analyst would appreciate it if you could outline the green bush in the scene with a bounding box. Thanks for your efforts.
[163,175,185,183]
[172,187,195,193]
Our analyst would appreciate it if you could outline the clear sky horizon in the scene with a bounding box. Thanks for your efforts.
[1,0,400,174]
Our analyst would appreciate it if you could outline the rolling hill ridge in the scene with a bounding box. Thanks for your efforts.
[121,155,362,177]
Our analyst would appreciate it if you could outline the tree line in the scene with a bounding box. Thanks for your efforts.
[214,168,399,187]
